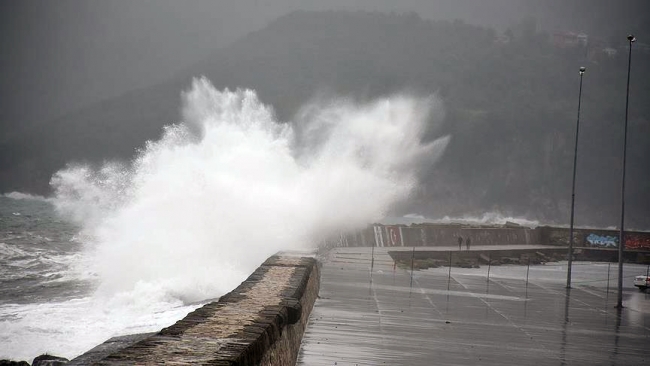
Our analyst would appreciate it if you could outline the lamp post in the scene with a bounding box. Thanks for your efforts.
[616,34,635,309]
[567,66,586,289]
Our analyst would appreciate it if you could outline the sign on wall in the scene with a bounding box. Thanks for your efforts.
[385,226,403,246]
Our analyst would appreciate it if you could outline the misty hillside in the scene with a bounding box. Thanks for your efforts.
[1,10,648,228]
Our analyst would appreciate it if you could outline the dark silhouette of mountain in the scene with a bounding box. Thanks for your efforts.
[1,10,648,228]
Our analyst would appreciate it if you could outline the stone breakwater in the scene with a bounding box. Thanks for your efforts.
[70,255,319,365]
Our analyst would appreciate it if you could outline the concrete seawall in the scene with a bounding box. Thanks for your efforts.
[70,254,319,365]
[386,245,567,263]
[338,223,650,249]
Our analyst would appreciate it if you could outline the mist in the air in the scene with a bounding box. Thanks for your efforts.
[51,77,449,303]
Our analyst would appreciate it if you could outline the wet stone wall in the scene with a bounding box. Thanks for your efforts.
[70,255,319,366]
[539,226,650,249]
[344,224,542,247]
[339,224,650,249]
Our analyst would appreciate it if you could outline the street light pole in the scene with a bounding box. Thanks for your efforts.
[616,34,635,309]
[567,66,586,289]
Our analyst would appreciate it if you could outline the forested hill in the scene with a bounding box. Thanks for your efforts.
[1,10,648,228]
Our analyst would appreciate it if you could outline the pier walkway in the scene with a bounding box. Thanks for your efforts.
[297,246,650,365]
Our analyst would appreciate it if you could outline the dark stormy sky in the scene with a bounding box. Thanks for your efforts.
[0,0,540,133]
[1,0,646,132]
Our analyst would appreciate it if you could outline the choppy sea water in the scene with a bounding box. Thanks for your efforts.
[0,194,203,361]
[0,193,86,305]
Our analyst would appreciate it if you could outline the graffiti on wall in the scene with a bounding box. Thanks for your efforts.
[585,233,650,249]
[385,226,403,246]
[625,235,650,250]
[586,233,618,247]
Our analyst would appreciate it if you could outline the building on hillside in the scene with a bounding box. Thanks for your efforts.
[577,33,588,46]
[602,47,618,57]
[495,33,512,45]
[552,31,582,48]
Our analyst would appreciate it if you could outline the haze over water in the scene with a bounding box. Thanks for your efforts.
[1,77,448,360]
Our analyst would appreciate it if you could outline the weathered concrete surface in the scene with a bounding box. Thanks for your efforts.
[70,254,319,365]
[297,247,650,365]
[341,224,650,250]
[259,257,320,366]
[67,333,155,366]
[387,244,567,263]
[386,245,650,265]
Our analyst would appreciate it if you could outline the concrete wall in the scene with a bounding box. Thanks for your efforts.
[387,247,568,263]
[538,226,650,250]
[341,224,541,247]
[259,257,320,366]
[413,225,540,247]
[337,224,650,250]
[70,255,319,365]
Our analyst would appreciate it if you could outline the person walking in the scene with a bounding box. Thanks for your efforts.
[466,237,471,250]
[458,236,463,250]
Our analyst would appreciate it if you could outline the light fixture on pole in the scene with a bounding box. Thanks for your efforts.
[566,66,586,289]
[616,34,635,309]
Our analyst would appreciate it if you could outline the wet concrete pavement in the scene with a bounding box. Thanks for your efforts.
[297,247,650,365]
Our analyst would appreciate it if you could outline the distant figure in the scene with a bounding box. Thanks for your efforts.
[466,237,471,250]
[458,236,463,250]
